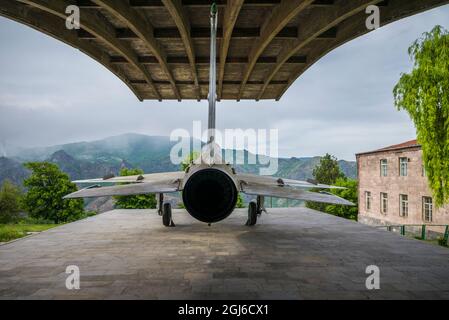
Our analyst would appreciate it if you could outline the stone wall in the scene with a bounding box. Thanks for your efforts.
[357,147,449,229]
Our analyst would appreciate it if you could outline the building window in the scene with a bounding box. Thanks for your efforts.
[365,191,372,211]
[399,194,408,217]
[399,157,408,176]
[380,159,388,177]
[380,193,388,214]
[423,197,433,222]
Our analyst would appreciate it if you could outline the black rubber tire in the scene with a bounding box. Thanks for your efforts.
[162,203,172,227]
[246,201,258,226]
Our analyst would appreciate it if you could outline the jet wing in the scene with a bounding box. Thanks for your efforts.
[236,173,345,189]
[72,171,185,185]
[241,182,354,206]
[64,179,181,199]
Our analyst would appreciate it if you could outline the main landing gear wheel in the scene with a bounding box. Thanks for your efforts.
[246,201,258,226]
[162,203,175,227]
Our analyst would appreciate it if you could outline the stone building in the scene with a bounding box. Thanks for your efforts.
[356,140,449,228]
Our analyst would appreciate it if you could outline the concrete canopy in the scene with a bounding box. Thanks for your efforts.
[1,0,448,101]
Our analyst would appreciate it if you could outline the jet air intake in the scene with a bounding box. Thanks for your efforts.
[182,168,238,223]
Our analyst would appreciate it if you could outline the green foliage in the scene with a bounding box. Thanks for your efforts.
[0,180,22,224]
[21,162,85,224]
[118,167,143,178]
[0,224,56,242]
[114,168,156,209]
[236,194,245,208]
[0,228,21,242]
[306,153,345,212]
[19,216,56,225]
[312,153,345,185]
[306,198,326,212]
[438,237,448,247]
[181,151,200,171]
[394,26,449,207]
[322,178,358,221]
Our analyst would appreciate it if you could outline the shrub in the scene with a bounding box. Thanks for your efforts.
[0,180,22,224]
[114,168,157,209]
[236,194,245,208]
[438,237,448,247]
[21,162,85,223]
[0,228,22,242]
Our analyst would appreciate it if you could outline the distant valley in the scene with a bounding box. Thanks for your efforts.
[0,133,357,210]
[2,133,357,183]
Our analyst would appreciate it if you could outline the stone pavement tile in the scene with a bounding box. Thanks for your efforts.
[0,208,448,299]
[366,290,421,300]
[257,291,303,300]
[406,290,449,300]
[80,280,115,288]
[320,290,373,300]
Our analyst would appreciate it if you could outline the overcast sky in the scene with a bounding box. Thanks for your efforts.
[1,5,449,160]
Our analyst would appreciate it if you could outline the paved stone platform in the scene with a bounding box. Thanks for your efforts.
[1,208,448,300]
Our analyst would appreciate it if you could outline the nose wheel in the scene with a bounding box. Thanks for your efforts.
[162,202,175,227]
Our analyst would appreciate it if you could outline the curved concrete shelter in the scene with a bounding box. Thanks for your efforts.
[0,0,448,101]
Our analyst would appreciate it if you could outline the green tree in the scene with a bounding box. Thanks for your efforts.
[323,178,358,221]
[236,194,245,208]
[21,162,84,223]
[394,26,449,207]
[312,153,345,185]
[0,180,22,224]
[114,168,156,209]
[181,151,200,171]
[306,153,345,211]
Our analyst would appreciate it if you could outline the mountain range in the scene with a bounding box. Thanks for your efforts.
[0,133,357,210]
[3,133,356,182]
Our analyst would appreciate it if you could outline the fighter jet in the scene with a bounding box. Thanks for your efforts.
[64,3,353,227]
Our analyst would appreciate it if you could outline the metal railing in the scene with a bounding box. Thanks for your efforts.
[377,224,449,246]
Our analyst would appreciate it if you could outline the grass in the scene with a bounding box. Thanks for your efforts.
[414,236,448,248]
[0,224,57,242]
